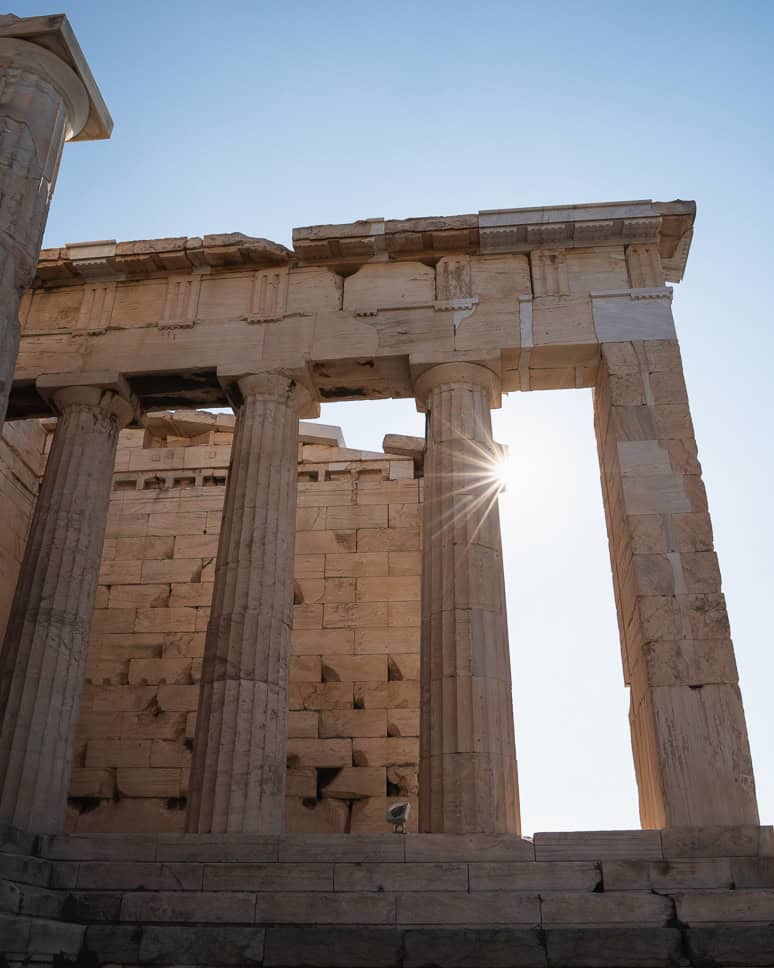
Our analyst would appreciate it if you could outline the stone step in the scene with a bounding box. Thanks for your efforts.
[1,872,65,921]
[41,831,544,863]
[49,859,602,893]
[0,823,39,856]
[2,826,772,966]
[39,825,774,864]
[43,855,774,899]
[0,849,51,887]
[33,883,774,928]
[0,913,84,962]
[82,923,687,968]
[61,921,774,968]
[55,921,774,968]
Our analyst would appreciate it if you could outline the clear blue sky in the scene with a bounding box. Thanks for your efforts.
[18,0,774,833]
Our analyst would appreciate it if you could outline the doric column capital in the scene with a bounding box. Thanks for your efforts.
[0,37,88,139]
[0,14,112,140]
[236,372,312,414]
[218,365,319,418]
[36,371,138,429]
[414,362,500,411]
[49,386,135,430]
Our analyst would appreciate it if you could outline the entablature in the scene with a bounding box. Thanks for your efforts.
[9,200,692,420]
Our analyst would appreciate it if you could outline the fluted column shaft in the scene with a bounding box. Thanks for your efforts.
[417,363,520,834]
[187,374,308,833]
[0,386,132,832]
[0,37,90,426]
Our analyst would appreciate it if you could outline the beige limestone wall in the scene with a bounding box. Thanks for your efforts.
[53,412,421,834]
[0,420,47,636]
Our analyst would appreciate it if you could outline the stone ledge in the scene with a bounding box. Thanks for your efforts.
[32,825,774,864]
[4,828,774,965]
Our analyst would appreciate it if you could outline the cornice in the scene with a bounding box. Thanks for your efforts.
[30,200,695,289]
[291,200,694,281]
[33,234,292,286]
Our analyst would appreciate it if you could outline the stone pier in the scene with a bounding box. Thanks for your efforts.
[594,339,759,827]
[0,377,133,833]
[186,373,311,833]
[0,14,111,427]
[416,363,520,834]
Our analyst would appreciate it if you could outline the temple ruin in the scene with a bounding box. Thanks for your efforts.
[1,411,424,836]
[0,12,771,968]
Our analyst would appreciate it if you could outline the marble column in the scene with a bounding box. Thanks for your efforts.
[187,373,310,833]
[0,383,133,833]
[0,17,111,426]
[416,363,520,834]
[595,339,759,826]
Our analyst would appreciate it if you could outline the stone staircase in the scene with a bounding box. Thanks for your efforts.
[2,824,773,966]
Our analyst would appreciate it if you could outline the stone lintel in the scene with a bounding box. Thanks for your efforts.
[0,13,112,140]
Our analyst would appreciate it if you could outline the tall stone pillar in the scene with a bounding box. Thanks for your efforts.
[416,363,520,834]
[595,339,759,827]
[0,380,133,833]
[187,373,310,834]
[0,15,112,426]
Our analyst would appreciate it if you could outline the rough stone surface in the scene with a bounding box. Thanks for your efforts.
[403,928,546,968]
[263,926,403,967]
[594,340,759,827]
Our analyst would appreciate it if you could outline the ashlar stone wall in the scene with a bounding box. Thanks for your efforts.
[62,411,421,834]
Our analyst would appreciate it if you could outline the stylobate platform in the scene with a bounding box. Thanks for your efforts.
[2,825,773,966]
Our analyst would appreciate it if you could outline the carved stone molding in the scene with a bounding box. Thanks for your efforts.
[75,281,117,335]
[530,249,569,297]
[161,274,202,329]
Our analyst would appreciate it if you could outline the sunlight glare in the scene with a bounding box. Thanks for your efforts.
[492,448,520,492]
